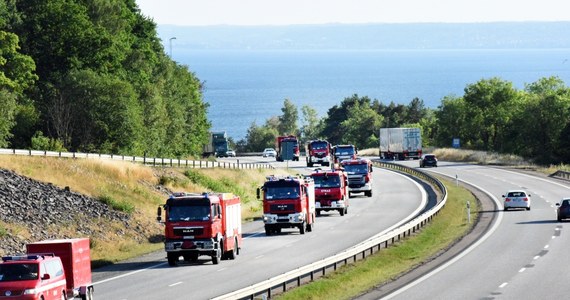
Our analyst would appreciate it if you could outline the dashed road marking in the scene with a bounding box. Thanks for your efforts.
[499,282,508,288]
[169,282,183,287]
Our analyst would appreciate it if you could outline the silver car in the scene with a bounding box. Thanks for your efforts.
[263,148,277,157]
[502,190,531,211]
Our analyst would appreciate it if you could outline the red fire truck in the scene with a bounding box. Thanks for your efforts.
[341,158,374,197]
[306,140,332,167]
[157,192,242,266]
[276,135,300,162]
[311,167,349,216]
[1,238,95,300]
[257,175,316,235]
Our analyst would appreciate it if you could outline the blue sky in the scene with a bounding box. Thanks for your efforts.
[136,0,570,26]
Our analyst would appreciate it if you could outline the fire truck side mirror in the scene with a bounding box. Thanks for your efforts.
[256,188,261,200]
[156,206,162,222]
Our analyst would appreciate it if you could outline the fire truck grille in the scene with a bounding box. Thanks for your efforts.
[270,204,295,212]
[348,176,365,188]
[173,227,204,236]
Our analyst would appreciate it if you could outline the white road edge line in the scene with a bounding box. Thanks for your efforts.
[499,282,508,288]
[382,171,503,300]
[169,282,183,287]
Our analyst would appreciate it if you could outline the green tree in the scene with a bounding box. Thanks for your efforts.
[434,96,468,147]
[462,77,518,151]
[517,77,570,163]
[321,94,373,145]
[339,100,383,148]
[244,121,278,152]
[278,99,298,136]
[300,105,321,141]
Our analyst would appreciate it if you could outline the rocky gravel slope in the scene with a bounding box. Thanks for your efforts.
[0,168,151,256]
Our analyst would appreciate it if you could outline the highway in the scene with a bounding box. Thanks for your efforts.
[383,161,570,299]
[92,157,429,299]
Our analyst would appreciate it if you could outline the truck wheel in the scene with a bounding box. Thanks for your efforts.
[339,208,345,216]
[167,253,178,266]
[307,162,313,167]
[212,247,221,265]
[316,210,321,217]
[344,207,348,215]
[299,222,306,234]
[80,287,93,300]
[348,192,354,198]
[365,191,372,197]
[264,226,272,236]
[227,238,238,260]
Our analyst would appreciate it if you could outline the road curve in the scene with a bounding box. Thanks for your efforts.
[382,161,570,300]
[92,158,429,299]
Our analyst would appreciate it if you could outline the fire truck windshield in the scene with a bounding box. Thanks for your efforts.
[311,142,328,149]
[168,205,210,221]
[265,187,300,200]
[343,164,368,174]
[312,175,340,188]
[0,263,39,281]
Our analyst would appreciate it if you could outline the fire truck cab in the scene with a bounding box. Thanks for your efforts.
[341,158,374,197]
[258,176,316,235]
[311,167,349,216]
[157,192,242,266]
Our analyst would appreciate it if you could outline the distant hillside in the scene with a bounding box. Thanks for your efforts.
[157,22,570,50]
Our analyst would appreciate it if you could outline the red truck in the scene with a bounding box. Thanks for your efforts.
[306,140,332,167]
[0,238,94,300]
[257,175,316,235]
[276,135,300,162]
[157,192,242,266]
[341,158,374,197]
[311,167,349,216]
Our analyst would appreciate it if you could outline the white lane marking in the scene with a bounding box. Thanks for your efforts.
[555,227,561,231]
[552,236,556,239]
[244,232,265,239]
[545,245,550,249]
[499,282,508,288]
[217,268,226,272]
[382,172,503,300]
[533,256,540,260]
[169,282,183,287]
[493,169,570,191]
[93,262,167,285]
[255,255,264,259]
[519,268,526,273]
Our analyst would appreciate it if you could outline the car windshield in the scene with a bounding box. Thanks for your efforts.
[168,205,210,221]
[265,187,300,200]
[424,156,436,161]
[0,263,39,281]
[561,200,570,207]
[507,191,526,197]
[312,175,341,188]
[343,164,368,174]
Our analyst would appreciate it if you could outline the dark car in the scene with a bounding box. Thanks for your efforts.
[556,198,570,221]
[419,154,438,168]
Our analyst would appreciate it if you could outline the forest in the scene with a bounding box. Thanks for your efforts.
[0,0,209,158]
[1,1,569,164]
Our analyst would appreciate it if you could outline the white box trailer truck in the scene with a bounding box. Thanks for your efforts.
[379,127,422,160]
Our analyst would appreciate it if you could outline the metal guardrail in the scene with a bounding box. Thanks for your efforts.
[213,161,447,300]
[0,148,273,170]
[551,170,570,181]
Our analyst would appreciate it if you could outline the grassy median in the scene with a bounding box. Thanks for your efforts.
[277,177,479,300]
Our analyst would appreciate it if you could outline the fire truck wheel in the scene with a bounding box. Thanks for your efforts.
[299,222,306,234]
[316,210,321,216]
[264,226,272,236]
[227,238,238,260]
[365,191,373,197]
[80,287,93,300]
[212,247,221,264]
[339,208,345,216]
[167,253,178,266]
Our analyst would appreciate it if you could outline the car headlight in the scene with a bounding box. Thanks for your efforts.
[23,289,37,295]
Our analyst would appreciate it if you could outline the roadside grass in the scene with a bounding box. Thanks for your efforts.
[0,155,278,261]
[277,177,478,300]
